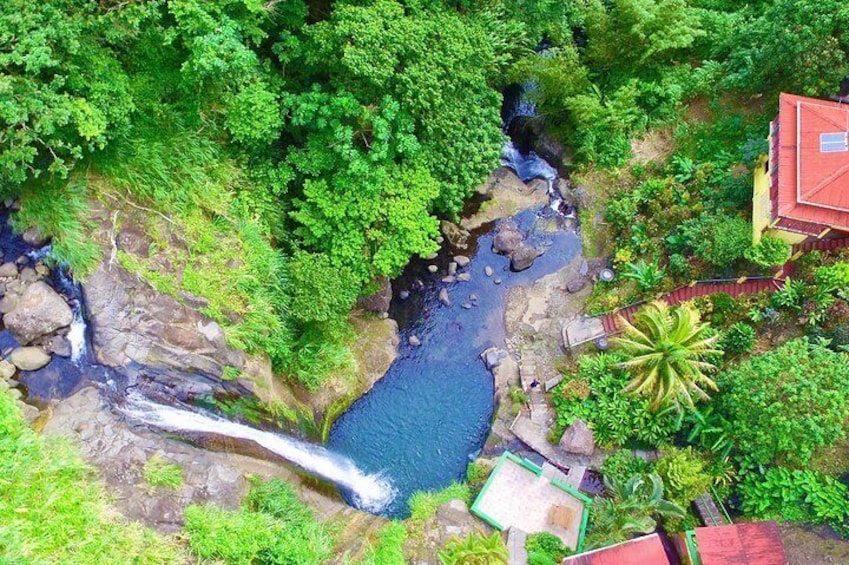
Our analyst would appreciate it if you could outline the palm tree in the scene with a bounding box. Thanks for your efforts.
[586,473,685,549]
[613,300,722,410]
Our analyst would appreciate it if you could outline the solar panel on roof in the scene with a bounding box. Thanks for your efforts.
[820,132,848,152]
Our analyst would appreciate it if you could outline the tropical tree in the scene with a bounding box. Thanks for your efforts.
[613,301,722,410]
[438,531,508,565]
[586,473,685,549]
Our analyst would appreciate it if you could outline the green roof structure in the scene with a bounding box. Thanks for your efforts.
[470,451,592,552]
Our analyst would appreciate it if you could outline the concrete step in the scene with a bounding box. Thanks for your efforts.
[507,528,528,565]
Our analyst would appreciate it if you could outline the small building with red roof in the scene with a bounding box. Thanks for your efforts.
[681,522,787,565]
[562,533,672,565]
[753,93,849,244]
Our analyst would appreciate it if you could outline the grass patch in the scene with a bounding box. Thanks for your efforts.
[142,454,184,489]
[357,521,407,565]
[408,482,471,523]
[183,477,334,565]
[12,177,102,278]
[0,388,184,564]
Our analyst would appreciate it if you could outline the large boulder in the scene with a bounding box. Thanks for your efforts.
[9,347,51,371]
[510,244,543,272]
[493,222,524,255]
[83,263,252,381]
[559,419,595,455]
[4,281,73,344]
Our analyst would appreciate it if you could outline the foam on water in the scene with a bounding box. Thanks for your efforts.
[121,394,396,513]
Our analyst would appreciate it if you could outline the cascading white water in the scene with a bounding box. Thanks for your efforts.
[121,393,396,513]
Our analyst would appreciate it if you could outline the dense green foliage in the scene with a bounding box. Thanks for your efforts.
[0,389,183,563]
[586,473,685,549]
[739,467,849,536]
[714,338,849,469]
[183,478,334,564]
[526,532,571,565]
[552,352,682,448]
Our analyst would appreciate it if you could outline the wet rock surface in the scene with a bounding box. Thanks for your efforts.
[42,386,380,539]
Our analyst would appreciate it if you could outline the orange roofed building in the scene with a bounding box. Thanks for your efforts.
[753,93,849,244]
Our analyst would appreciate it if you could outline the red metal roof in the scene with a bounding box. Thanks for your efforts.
[562,534,671,565]
[775,93,849,231]
[694,522,787,565]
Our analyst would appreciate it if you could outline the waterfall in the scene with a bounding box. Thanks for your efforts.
[53,266,90,364]
[120,393,396,514]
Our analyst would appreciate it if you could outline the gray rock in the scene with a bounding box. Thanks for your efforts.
[469,294,478,302]
[442,276,456,283]
[19,401,40,423]
[448,262,457,276]
[35,263,50,277]
[0,262,17,277]
[510,244,543,271]
[566,280,587,293]
[425,252,438,261]
[559,419,595,455]
[82,263,261,387]
[428,265,438,273]
[456,273,471,282]
[462,302,472,309]
[481,347,508,370]
[9,347,51,371]
[439,288,451,306]
[441,221,470,249]
[15,256,29,266]
[494,278,502,285]
[22,227,48,247]
[453,255,470,268]
[579,259,589,277]
[117,226,152,257]
[484,266,494,277]
[492,222,523,255]
[48,334,72,357]
[0,359,16,380]
[5,281,73,344]
[20,267,37,283]
[356,276,392,314]
[399,290,410,300]
[408,335,421,347]
[0,294,18,314]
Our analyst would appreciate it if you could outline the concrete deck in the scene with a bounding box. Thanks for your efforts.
[473,457,585,550]
[562,315,605,349]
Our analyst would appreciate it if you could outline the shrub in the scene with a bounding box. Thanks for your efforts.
[526,532,570,565]
[715,338,849,469]
[622,260,666,292]
[654,447,712,511]
[745,236,790,268]
[719,322,756,355]
[680,214,751,268]
[600,450,651,486]
[738,467,849,537]
[438,531,508,565]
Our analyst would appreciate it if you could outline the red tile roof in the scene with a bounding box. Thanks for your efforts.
[694,522,787,565]
[562,534,671,565]
[775,93,849,231]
